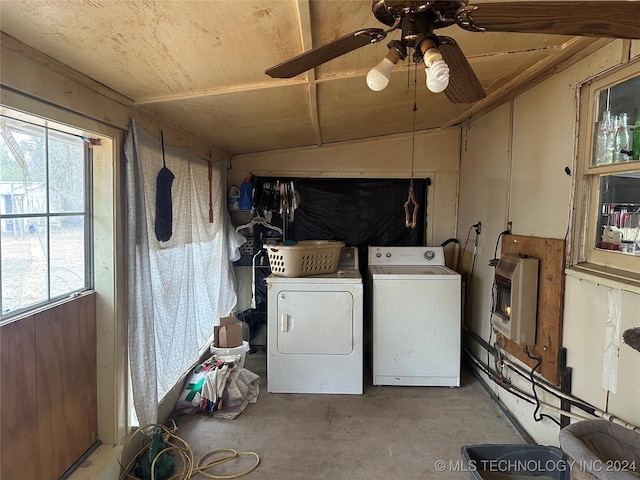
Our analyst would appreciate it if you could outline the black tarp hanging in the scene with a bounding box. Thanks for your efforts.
[285,178,427,246]
[155,130,175,242]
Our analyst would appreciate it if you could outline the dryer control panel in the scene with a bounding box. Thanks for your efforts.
[368,246,445,266]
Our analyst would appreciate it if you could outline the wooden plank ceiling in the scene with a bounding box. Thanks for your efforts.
[0,0,605,155]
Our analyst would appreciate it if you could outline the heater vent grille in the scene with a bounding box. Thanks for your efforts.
[492,254,539,345]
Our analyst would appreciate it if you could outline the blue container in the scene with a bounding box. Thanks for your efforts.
[239,178,252,210]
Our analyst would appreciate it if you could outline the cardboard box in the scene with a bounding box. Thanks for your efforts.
[214,316,243,348]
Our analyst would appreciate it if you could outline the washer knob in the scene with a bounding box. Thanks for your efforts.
[424,250,435,260]
[376,252,382,258]
[386,252,392,258]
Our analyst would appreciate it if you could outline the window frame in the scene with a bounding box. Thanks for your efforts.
[0,112,93,322]
[572,59,640,276]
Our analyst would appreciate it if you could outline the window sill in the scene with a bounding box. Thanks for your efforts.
[566,263,640,294]
[0,290,94,328]
[66,444,123,480]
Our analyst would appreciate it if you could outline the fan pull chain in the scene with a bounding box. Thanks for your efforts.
[410,59,418,186]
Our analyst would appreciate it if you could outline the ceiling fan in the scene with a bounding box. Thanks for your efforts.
[265,1,640,104]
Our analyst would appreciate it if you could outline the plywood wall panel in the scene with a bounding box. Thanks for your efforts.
[35,293,97,479]
[0,316,41,480]
[501,234,566,384]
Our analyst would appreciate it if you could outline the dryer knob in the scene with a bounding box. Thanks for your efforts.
[376,252,382,258]
[424,250,435,260]
[386,252,392,258]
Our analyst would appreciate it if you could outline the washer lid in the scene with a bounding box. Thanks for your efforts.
[369,265,460,279]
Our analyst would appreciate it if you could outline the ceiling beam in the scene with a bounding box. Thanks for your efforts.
[133,79,309,105]
[133,43,573,106]
[296,0,323,147]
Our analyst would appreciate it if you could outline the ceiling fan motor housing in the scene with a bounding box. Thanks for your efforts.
[373,1,466,29]
[401,12,434,48]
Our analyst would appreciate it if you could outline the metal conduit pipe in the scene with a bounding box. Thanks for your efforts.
[463,347,534,405]
[463,348,592,422]
[501,357,640,433]
[464,323,601,409]
[464,326,640,432]
[499,358,599,415]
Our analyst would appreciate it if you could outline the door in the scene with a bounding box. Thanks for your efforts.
[276,290,354,355]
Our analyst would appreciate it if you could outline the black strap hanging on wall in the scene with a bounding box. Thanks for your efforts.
[155,130,175,242]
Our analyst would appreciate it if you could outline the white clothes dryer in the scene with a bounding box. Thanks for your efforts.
[266,247,363,394]
[368,246,461,387]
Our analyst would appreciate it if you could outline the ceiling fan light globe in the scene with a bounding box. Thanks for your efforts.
[366,58,396,91]
[425,59,450,94]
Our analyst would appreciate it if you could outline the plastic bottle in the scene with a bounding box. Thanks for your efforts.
[228,185,240,211]
[633,110,640,161]
[239,177,253,210]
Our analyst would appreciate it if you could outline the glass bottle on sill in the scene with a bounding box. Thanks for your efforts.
[613,112,630,162]
[595,110,614,165]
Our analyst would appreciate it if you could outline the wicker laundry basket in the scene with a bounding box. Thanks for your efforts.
[266,240,345,277]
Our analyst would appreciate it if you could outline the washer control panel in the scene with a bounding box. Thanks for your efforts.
[368,246,446,266]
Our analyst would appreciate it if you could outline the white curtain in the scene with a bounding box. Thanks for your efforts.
[125,119,236,426]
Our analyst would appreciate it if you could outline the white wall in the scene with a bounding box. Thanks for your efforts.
[457,102,512,340]
[459,40,640,445]
[563,276,640,426]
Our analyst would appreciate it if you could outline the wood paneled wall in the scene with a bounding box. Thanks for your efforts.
[500,235,566,384]
[1,315,41,480]
[1,292,97,480]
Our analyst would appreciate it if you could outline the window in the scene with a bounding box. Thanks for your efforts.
[0,115,92,319]
[574,61,640,276]
[596,173,639,254]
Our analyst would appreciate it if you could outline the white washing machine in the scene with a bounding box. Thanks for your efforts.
[368,246,461,387]
[266,248,363,394]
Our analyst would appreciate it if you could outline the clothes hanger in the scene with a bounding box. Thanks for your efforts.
[235,215,283,235]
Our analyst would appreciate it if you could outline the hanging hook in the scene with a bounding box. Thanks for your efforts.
[404,183,419,228]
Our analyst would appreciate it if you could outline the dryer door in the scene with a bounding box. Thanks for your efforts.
[276,290,354,355]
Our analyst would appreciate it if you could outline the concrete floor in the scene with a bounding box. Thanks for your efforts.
[175,351,526,479]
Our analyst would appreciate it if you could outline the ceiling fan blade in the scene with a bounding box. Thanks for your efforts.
[458,1,640,39]
[265,28,386,78]
[437,36,486,104]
